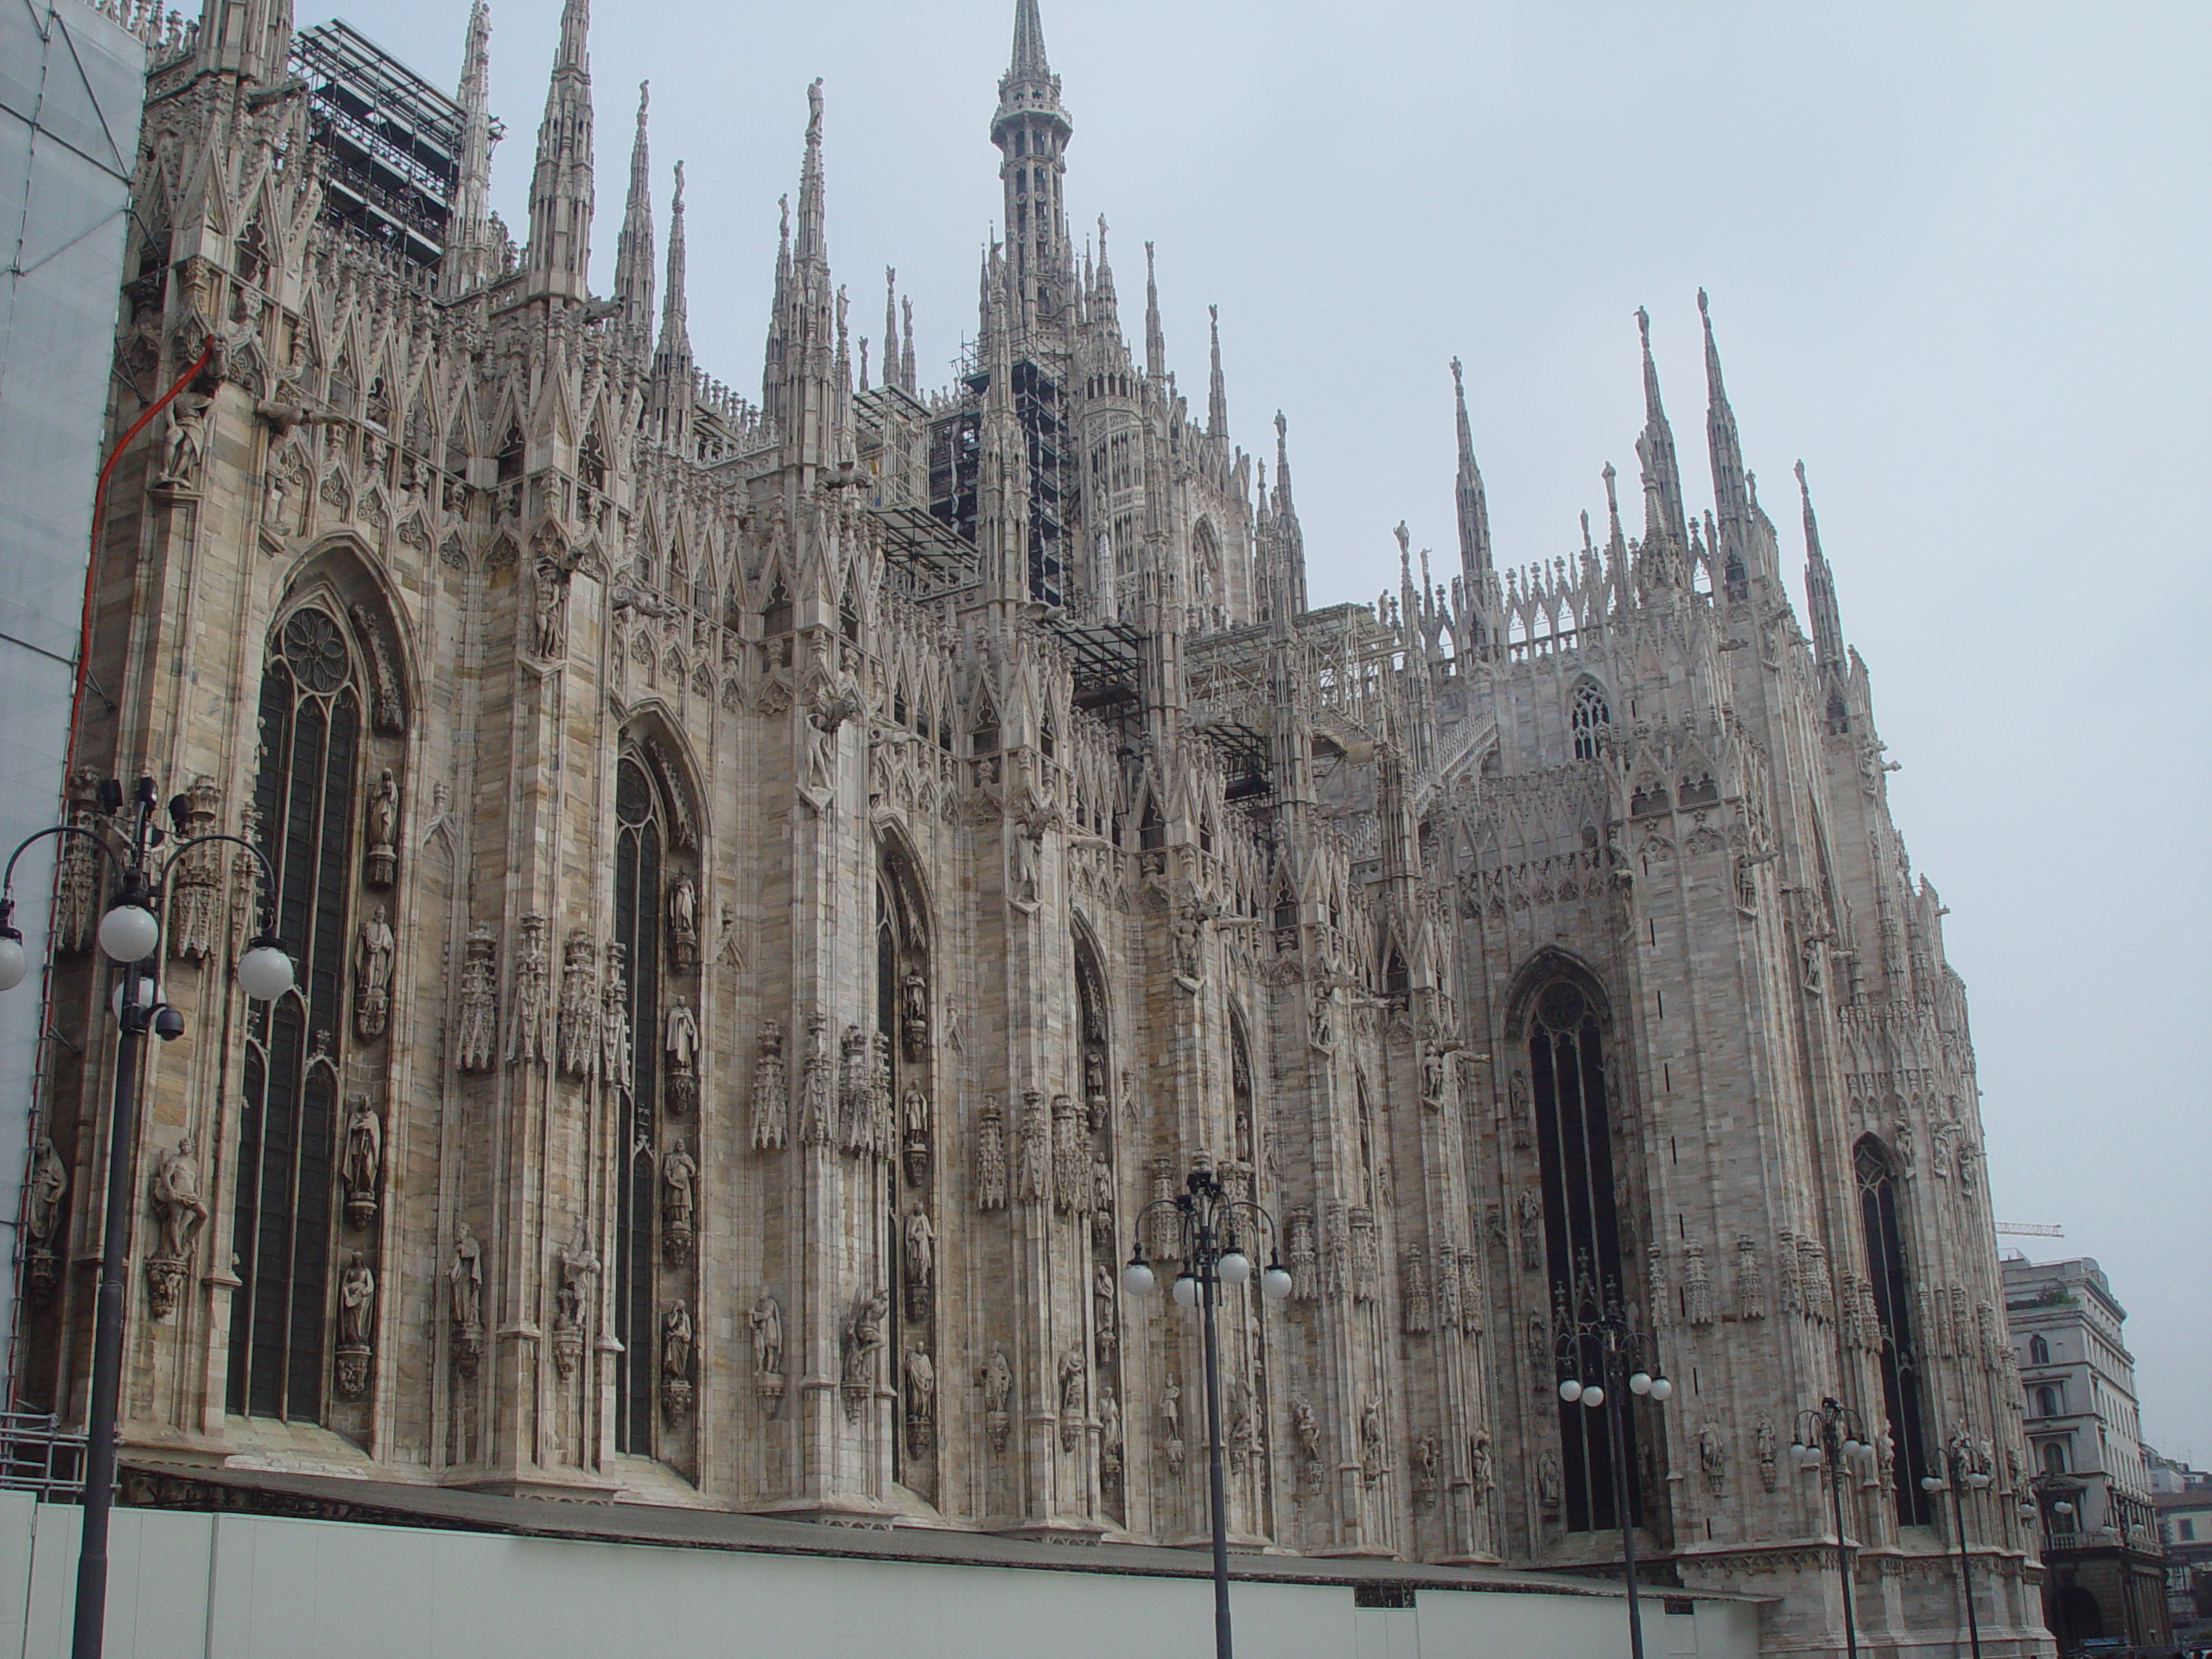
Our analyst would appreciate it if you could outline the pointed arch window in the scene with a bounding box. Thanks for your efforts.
[1855,1135,1934,1524]
[762,578,793,638]
[1522,969,1636,1534]
[2029,1334,2050,1366]
[612,756,665,1455]
[228,605,368,1424]
[234,219,270,289]
[495,422,524,483]
[1571,682,1611,761]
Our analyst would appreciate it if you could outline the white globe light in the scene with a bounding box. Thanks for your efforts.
[1173,1274,1199,1308]
[1122,1260,1156,1297]
[1260,1264,1293,1302]
[1217,1250,1251,1287]
[1559,1379,1583,1404]
[236,939,296,1001]
[1581,1385,1605,1409]
[1968,1472,1993,1491]
[1921,1476,1945,1493]
[1841,1438,1863,1459]
[0,930,26,993]
[1649,1376,1674,1402]
[98,902,160,963]
[110,973,157,1023]
[1629,1371,1652,1395]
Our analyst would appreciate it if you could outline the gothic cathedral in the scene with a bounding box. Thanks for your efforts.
[22,0,2046,1649]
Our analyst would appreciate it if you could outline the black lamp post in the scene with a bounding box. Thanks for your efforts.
[1919,1433,1992,1659]
[1789,1396,1879,1659]
[0,774,292,1659]
[1122,1166,1291,1659]
[2022,1474,2082,1653]
[1553,1275,1672,1659]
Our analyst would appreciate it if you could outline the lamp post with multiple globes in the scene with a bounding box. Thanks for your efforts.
[1918,1433,1993,1659]
[1552,1276,1673,1659]
[1122,1165,1292,1659]
[1789,1396,1881,1659]
[0,774,293,1659]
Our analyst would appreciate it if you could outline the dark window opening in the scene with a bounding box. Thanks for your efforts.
[495,423,524,482]
[579,429,607,493]
[1856,1135,1933,1524]
[1572,683,1611,761]
[762,579,792,637]
[613,757,664,1457]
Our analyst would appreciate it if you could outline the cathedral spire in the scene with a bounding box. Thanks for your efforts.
[1271,410,1308,618]
[762,194,791,422]
[1143,241,1166,381]
[657,162,690,365]
[611,83,656,354]
[991,0,1073,334]
[1634,305,1689,555]
[442,0,500,298]
[523,0,595,302]
[1700,288,1751,585]
[1206,305,1229,439]
[901,295,916,393]
[883,267,903,392]
[195,0,293,85]
[1797,460,1847,672]
[1450,356,1494,583]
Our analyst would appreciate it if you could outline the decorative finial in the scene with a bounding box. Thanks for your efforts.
[807,78,823,136]
[1450,355,1464,392]
[1636,306,1652,349]
[1697,285,1710,321]
[671,159,684,210]
[779,194,790,240]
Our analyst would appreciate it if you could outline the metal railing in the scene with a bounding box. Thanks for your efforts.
[0,1412,86,1499]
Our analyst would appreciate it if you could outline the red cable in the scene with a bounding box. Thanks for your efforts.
[65,332,217,781]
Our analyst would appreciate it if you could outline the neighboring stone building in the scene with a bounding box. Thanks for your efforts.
[2151,1452,2212,1649]
[2005,1255,2169,1652]
[14,0,2050,1652]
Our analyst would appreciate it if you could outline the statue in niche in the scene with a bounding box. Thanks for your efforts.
[1757,1417,1779,1491]
[1539,1449,1563,1518]
[1233,1103,1253,1164]
[666,874,699,972]
[1008,822,1043,913]
[1093,1262,1118,1362]
[1161,1376,1185,1475]
[750,1294,784,1406]
[1083,1048,1108,1128]
[1291,1396,1322,1485]
[455,924,499,1073]
[661,1300,695,1417]
[975,1095,1007,1211]
[149,1135,208,1262]
[905,1348,936,1456]
[750,1020,790,1151]
[354,905,395,1039]
[661,1139,697,1260]
[23,1135,65,1305]
[334,1252,376,1393]
[1683,1240,1716,1325]
[1700,1421,1727,1496]
[842,1285,888,1419]
[1098,1385,1122,1482]
[506,916,550,1065]
[902,1087,931,1185]
[156,392,208,488]
[1058,1346,1085,1450]
[1516,1189,1542,1270]
[1412,1432,1440,1498]
[1170,908,1205,991]
[364,769,399,887]
[1894,1119,1917,1178]
[801,684,862,809]
[902,1202,935,1319]
[664,995,700,1116]
[1509,1071,1532,1148]
[1469,1426,1495,1503]
[982,1347,1014,1451]
[448,1224,484,1376]
[340,1096,382,1230]
[551,1229,599,1380]
[601,943,634,1094]
[1359,1398,1386,1484]
[1421,1045,1446,1108]
[1309,990,1333,1052]
[900,968,929,1059]
[531,559,569,659]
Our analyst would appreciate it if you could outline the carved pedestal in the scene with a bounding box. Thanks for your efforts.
[144,1253,186,1319]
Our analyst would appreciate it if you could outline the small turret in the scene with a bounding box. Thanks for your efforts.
[1797,460,1847,675]
[647,162,693,448]
[990,0,1074,335]
[1206,305,1229,440]
[1450,356,1494,582]
[611,83,656,355]
[522,0,596,302]
[195,0,293,86]
[1635,305,1689,557]
[1700,289,1754,595]
[1143,241,1166,384]
[441,0,501,298]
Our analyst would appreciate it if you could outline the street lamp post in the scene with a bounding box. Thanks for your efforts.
[1553,1277,1673,1659]
[0,774,292,1659]
[1918,1433,1992,1659]
[1789,1396,1880,1659]
[1122,1165,1292,1659]
[2022,1476,2081,1653]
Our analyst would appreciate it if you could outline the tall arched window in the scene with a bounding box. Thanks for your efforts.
[1855,1135,1933,1523]
[1522,967,1634,1533]
[612,756,664,1454]
[2029,1334,2050,1366]
[1570,683,1610,762]
[228,605,366,1423]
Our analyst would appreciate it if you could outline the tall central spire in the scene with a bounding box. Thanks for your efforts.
[1450,357,1493,582]
[612,83,656,354]
[441,0,499,298]
[1635,304,1689,557]
[990,0,1073,336]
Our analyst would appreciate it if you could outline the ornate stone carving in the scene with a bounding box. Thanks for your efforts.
[1358,1397,1385,1485]
[1058,1345,1085,1451]
[556,931,599,1079]
[1470,1425,1495,1504]
[364,767,400,887]
[666,873,699,972]
[551,1230,599,1381]
[1285,1206,1316,1301]
[905,1346,937,1455]
[1015,1089,1049,1205]
[1350,1205,1380,1301]
[750,1020,789,1150]
[901,1086,931,1185]
[340,1095,382,1230]
[750,1294,785,1411]
[1798,1236,1834,1324]
[1777,1228,1802,1316]
[982,1347,1014,1451]
[1161,1375,1185,1476]
[903,1202,936,1319]
[349,604,404,734]
[448,1224,484,1378]
[1516,1189,1542,1271]
[664,995,701,1116]
[1292,1395,1323,1491]
[1412,1431,1440,1500]
[1401,1245,1432,1334]
[505,913,549,1067]
[1434,1242,1461,1333]
[600,942,633,1093]
[1323,1203,1351,1302]
[454,923,499,1073]
[1052,1092,1084,1212]
[900,968,929,1060]
[1459,1249,1486,1334]
[1683,1240,1715,1326]
[1420,1044,1446,1109]
[837,1024,871,1153]
[800,1014,833,1147]
[531,557,570,659]
[661,1300,695,1418]
[842,1285,887,1420]
[1700,1421,1727,1496]
[166,777,224,962]
[1756,1416,1778,1491]
[354,904,394,1039]
[23,1135,65,1306]
[662,1139,697,1263]
[1538,1449,1562,1518]
[323,1248,374,1400]
[1734,1233,1766,1321]
[870,1032,895,1156]
[1092,1262,1117,1362]
[975,1094,1007,1211]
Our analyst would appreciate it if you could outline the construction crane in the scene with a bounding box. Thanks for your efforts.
[1996,1222,2064,1238]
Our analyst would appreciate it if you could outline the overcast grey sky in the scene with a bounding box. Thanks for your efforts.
[349,0,2212,1458]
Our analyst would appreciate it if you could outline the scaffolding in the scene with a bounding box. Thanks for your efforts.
[291,21,467,270]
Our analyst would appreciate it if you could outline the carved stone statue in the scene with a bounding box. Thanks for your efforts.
[844,1286,889,1408]
[975,1095,1007,1211]
[455,923,499,1073]
[1412,1431,1440,1497]
[903,1202,936,1319]
[1057,1345,1085,1449]
[661,1300,695,1416]
[1683,1239,1715,1325]
[363,769,399,887]
[336,1249,376,1344]
[1093,1262,1118,1361]
[556,931,598,1078]
[664,995,700,1115]
[1098,1384,1122,1479]
[1700,1421,1727,1495]
[900,968,929,1059]
[354,905,395,1039]
[27,1135,67,1246]
[601,941,633,1094]
[156,393,208,487]
[750,1293,784,1379]
[448,1224,484,1333]
[1516,1188,1542,1270]
[905,1347,937,1455]
[982,1346,1014,1451]
[1539,1449,1563,1517]
[667,874,699,971]
[1421,1045,1446,1107]
[149,1135,208,1261]
[1359,1397,1386,1484]
[340,1096,382,1230]
[1756,1416,1779,1491]
[551,1229,599,1380]
[532,560,569,659]
[662,1139,698,1259]
[1470,1426,1494,1503]
[802,684,862,807]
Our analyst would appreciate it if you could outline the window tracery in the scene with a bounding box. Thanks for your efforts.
[1855,1135,1933,1523]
